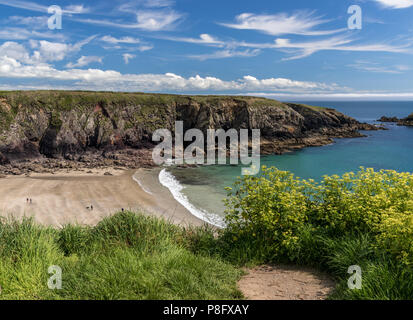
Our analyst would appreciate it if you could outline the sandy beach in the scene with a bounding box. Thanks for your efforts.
[0,168,205,228]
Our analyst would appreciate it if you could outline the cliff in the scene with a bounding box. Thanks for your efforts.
[0,91,378,175]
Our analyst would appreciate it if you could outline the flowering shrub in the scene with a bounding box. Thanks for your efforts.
[224,167,413,265]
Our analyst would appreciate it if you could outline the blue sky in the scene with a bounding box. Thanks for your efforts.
[0,0,412,100]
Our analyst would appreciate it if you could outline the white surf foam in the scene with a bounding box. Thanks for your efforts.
[132,174,154,195]
[158,169,226,228]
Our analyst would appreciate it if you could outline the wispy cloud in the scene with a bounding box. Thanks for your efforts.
[65,56,103,68]
[122,53,136,64]
[188,49,260,61]
[0,0,89,14]
[100,35,153,52]
[348,60,410,73]
[159,34,224,46]
[0,27,66,40]
[166,32,413,61]
[220,11,344,36]
[101,35,141,44]
[374,0,413,9]
[74,9,183,31]
[235,35,413,60]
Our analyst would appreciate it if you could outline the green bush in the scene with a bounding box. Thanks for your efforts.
[224,167,413,266]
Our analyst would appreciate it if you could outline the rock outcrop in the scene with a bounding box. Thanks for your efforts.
[378,114,413,127]
[0,91,379,175]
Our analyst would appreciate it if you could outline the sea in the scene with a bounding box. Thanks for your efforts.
[156,101,413,226]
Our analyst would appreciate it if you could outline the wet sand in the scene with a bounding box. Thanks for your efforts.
[0,168,205,228]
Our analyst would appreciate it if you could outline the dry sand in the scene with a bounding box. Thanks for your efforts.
[0,168,205,228]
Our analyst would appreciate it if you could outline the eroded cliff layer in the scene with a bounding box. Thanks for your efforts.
[0,91,377,174]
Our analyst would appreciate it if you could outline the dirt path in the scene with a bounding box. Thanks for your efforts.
[238,265,335,300]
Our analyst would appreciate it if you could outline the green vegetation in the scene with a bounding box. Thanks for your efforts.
[223,167,413,300]
[1,166,411,300]
[0,91,295,134]
[0,91,289,113]
[0,212,242,300]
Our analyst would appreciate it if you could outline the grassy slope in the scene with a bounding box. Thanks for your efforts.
[1,209,411,300]
[0,212,242,300]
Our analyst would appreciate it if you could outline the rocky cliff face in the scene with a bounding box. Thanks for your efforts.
[0,91,377,174]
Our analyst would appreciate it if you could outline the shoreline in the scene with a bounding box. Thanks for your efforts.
[0,167,205,228]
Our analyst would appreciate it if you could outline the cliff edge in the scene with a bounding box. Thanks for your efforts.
[0,91,378,175]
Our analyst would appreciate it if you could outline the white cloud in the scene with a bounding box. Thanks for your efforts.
[246,92,413,101]
[160,34,224,46]
[220,11,344,36]
[374,0,413,9]
[0,52,341,93]
[236,35,413,60]
[0,42,32,64]
[66,56,103,68]
[29,36,96,62]
[100,35,153,52]
[101,35,141,44]
[348,60,411,73]
[160,30,413,61]
[188,49,261,61]
[135,9,182,31]
[0,27,66,40]
[7,15,49,28]
[0,36,95,68]
[64,4,89,14]
[75,9,183,31]
[123,53,136,64]
[0,0,89,14]
[137,45,154,51]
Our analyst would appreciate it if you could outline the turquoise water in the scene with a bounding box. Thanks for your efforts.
[167,101,413,218]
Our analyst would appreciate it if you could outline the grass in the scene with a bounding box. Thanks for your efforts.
[0,212,242,300]
[1,192,411,300]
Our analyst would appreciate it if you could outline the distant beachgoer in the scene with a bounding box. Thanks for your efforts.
[30,199,32,204]
[91,205,94,211]
[26,198,29,203]
[122,208,124,212]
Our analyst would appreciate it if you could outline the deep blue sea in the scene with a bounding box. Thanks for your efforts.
[163,101,413,219]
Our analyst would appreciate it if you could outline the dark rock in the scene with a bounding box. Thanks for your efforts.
[378,114,413,127]
[0,152,10,165]
[378,116,399,123]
